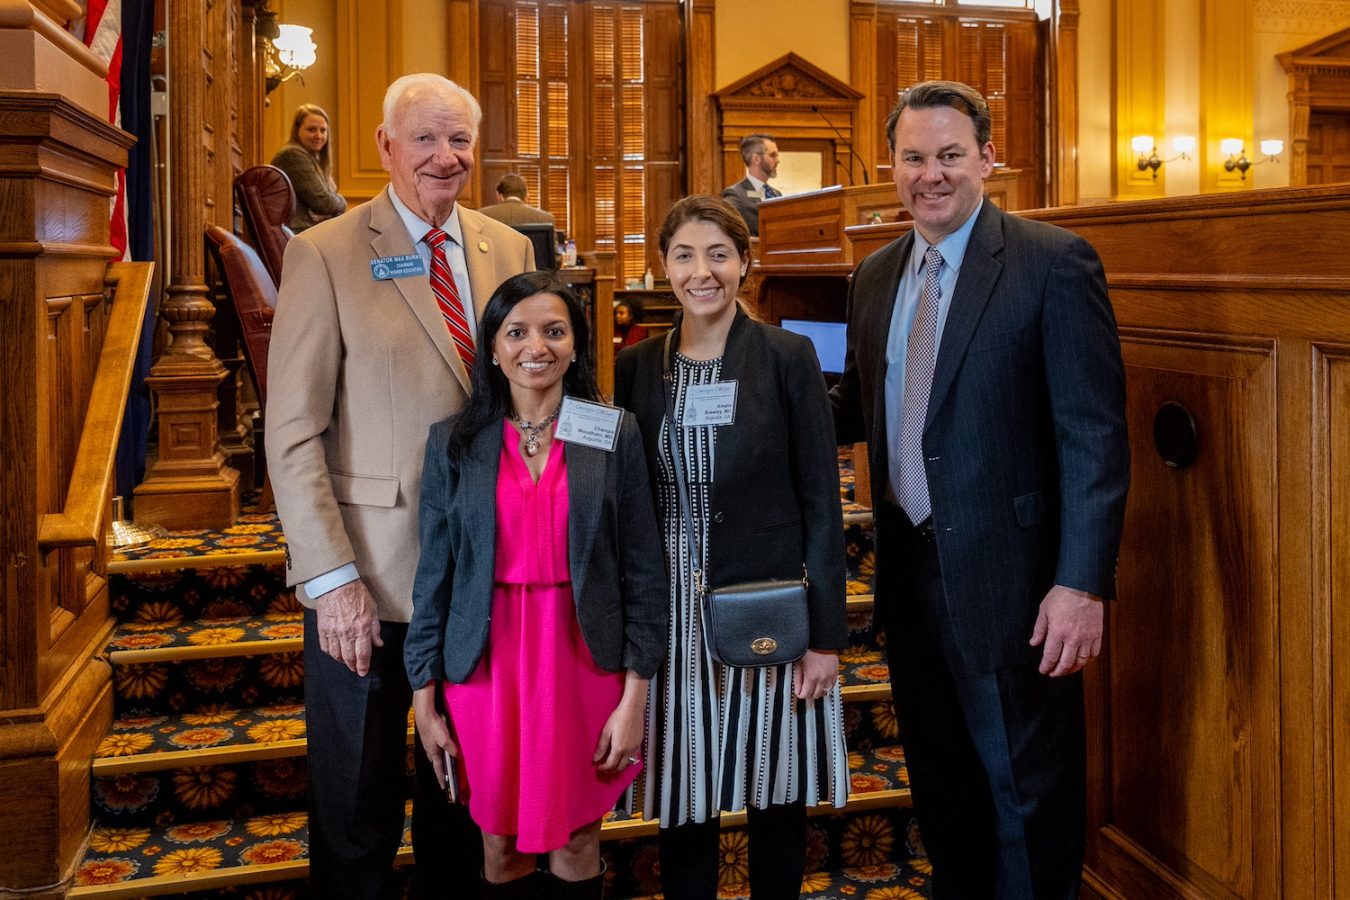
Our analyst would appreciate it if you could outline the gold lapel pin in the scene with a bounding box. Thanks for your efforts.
[478,240,489,253]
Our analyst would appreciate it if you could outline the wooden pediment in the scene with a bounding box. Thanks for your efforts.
[1278,26,1350,73]
[716,53,862,107]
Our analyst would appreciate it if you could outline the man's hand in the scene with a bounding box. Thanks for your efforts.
[1029,584,1103,677]
[315,579,383,675]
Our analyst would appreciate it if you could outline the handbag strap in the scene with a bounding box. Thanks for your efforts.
[662,328,708,599]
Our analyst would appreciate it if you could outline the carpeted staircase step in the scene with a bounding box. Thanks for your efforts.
[95,702,311,776]
[75,745,910,897]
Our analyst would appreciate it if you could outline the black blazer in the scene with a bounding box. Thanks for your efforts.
[615,310,848,650]
[404,411,669,687]
[830,202,1130,670]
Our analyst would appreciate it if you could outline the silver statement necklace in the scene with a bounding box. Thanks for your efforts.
[509,402,562,457]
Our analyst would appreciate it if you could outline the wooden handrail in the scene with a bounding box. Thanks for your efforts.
[37,261,154,554]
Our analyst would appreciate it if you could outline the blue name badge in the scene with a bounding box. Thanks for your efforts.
[370,254,427,280]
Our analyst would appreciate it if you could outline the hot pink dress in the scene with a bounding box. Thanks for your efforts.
[443,422,640,853]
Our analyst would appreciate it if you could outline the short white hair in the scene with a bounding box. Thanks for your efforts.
[381,73,483,140]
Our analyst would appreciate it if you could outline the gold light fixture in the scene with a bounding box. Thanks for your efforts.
[1222,139,1284,180]
[255,6,317,95]
[1133,135,1195,180]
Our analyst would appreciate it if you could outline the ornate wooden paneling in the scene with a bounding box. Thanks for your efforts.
[0,76,142,890]
[1096,330,1277,899]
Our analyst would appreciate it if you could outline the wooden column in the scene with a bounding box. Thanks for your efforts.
[1049,0,1080,205]
[684,0,715,194]
[135,0,241,528]
[849,1,878,185]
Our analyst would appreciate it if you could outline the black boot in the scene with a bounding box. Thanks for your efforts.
[545,861,606,900]
[482,870,541,898]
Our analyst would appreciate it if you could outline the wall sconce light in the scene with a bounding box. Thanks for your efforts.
[255,6,317,95]
[1133,135,1195,179]
[267,25,317,94]
[1222,139,1284,180]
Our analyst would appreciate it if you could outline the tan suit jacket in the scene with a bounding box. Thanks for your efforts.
[266,186,534,622]
[476,197,555,227]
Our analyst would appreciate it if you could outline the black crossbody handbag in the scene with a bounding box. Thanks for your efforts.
[662,329,809,668]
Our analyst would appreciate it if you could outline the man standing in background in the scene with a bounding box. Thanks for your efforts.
[476,172,555,227]
[721,132,780,236]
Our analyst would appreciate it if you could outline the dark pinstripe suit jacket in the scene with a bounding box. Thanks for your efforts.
[831,201,1130,671]
[404,412,669,687]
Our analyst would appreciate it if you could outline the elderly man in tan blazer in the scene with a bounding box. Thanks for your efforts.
[267,72,532,899]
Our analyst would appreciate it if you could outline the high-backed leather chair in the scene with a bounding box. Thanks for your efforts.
[207,224,279,509]
[234,165,295,287]
[205,225,277,406]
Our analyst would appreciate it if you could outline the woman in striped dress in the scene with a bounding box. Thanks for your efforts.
[614,195,850,899]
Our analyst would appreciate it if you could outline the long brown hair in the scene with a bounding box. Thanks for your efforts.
[289,103,334,182]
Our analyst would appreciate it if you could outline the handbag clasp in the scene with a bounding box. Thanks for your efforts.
[751,637,779,656]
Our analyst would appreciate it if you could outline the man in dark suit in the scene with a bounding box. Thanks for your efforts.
[830,81,1129,899]
[268,73,532,898]
[476,173,556,227]
[721,133,780,236]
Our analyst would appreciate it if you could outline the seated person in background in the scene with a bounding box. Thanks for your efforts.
[614,298,649,349]
[721,132,780,237]
[477,173,556,227]
[270,103,347,232]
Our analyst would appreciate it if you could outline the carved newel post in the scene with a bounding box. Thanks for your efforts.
[133,0,240,528]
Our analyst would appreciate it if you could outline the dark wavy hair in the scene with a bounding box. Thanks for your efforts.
[447,270,601,461]
[885,80,992,151]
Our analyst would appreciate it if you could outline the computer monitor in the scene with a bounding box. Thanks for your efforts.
[779,318,847,375]
[512,222,558,270]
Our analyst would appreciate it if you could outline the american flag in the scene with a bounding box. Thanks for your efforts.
[71,0,128,260]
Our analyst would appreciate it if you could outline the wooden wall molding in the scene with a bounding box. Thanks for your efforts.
[1113,0,1166,197]
[1202,0,1254,192]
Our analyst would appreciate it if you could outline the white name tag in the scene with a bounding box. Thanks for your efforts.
[682,381,738,427]
[554,397,622,452]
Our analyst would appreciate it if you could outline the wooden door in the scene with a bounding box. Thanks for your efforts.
[1306,111,1350,185]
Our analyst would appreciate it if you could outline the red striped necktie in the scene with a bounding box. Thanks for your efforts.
[425,227,475,371]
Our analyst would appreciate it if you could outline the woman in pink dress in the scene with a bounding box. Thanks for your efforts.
[405,271,668,899]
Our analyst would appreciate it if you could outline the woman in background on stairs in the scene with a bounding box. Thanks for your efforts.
[405,271,668,900]
[614,195,851,899]
[270,103,348,232]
